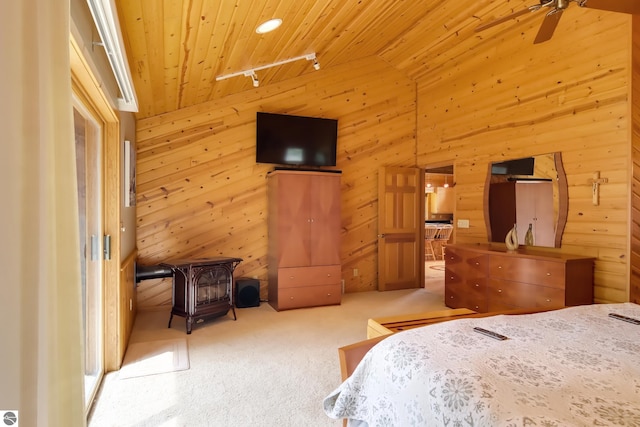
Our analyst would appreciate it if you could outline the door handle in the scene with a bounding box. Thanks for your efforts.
[103,235,111,260]
[90,235,99,261]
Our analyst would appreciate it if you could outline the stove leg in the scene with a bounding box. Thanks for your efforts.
[231,305,237,320]
[186,318,193,334]
[168,313,173,328]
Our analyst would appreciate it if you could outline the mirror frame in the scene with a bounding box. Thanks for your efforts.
[483,152,568,248]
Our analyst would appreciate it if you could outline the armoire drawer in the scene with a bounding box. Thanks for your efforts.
[489,256,565,288]
[278,265,341,288]
[277,284,341,310]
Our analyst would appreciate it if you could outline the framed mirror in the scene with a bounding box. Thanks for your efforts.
[483,152,568,248]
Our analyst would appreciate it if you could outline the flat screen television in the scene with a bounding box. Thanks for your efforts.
[491,157,535,175]
[256,112,338,167]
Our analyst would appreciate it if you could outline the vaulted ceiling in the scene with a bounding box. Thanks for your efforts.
[114,0,634,119]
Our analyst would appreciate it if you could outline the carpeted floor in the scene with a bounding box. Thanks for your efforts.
[89,263,445,427]
[118,338,190,380]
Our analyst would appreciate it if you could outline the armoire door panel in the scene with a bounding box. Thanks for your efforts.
[309,175,341,266]
[276,175,312,267]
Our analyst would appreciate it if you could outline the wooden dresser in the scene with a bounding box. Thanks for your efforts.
[267,170,342,311]
[444,244,594,312]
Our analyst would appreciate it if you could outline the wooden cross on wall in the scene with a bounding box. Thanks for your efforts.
[590,171,608,206]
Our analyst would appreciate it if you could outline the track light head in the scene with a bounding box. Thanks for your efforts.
[245,71,259,87]
[305,53,320,71]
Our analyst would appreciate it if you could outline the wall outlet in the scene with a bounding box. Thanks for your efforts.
[341,279,345,294]
[457,219,470,228]
[353,268,359,277]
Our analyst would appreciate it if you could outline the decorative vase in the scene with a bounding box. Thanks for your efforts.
[525,223,534,246]
[505,224,519,251]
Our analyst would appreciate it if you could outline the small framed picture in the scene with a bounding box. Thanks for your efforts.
[124,140,136,207]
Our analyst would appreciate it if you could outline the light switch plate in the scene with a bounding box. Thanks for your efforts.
[457,219,470,228]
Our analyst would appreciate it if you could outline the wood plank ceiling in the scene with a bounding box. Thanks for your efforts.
[114,0,576,119]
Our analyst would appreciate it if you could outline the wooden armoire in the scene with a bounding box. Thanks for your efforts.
[267,170,342,311]
[489,181,555,246]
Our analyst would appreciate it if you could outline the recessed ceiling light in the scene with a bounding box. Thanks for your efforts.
[256,18,282,34]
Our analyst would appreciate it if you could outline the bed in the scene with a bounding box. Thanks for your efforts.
[323,303,640,426]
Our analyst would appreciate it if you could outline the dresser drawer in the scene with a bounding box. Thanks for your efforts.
[489,256,565,288]
[489,279,565,308]
[277,284,341,310]
[278,265,341,288]
[445,248,488,277]
[445,286,488,312]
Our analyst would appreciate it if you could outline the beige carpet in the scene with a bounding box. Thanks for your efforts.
[426,260,445,274]
[89,269,445,427]
[119,338,189,380]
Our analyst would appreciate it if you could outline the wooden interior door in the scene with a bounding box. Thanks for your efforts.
[377,167,425,291]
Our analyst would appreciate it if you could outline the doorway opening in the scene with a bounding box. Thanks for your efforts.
[423,164,454,293]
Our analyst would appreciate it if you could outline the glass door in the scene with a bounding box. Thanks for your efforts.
[73,100,104,411]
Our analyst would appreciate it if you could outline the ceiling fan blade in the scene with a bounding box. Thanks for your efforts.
[534,9,564,44]
[475,4,542,32]
[578,0,640,15]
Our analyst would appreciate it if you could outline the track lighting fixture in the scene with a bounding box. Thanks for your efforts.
[216,52,320,87]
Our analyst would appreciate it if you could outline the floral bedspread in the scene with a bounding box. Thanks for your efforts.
[324,303,640,426]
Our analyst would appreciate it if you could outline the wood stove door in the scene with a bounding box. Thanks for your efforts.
[193,265,232,316]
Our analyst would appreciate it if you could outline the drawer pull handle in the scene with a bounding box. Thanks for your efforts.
[475,306,479,309]
[498,289,502,293]
[546,272,551,276]
[546,299,551,302]
[475,283,479,287]
[289,276,294,279]
[475,262,479,265]
[327,274,331,277]
[327,293,332,296]
[450,296,454,299]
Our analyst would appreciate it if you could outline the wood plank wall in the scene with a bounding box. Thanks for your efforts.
[111,250,137,370]
[417,12,632,304]
[631,15,640,305]
[135,57,417,309]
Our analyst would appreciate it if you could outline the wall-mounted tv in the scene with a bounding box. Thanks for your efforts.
[256,112,338,167]
[491,157,535,175]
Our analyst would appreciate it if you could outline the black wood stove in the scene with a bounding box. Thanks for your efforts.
[162,257,242,334]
